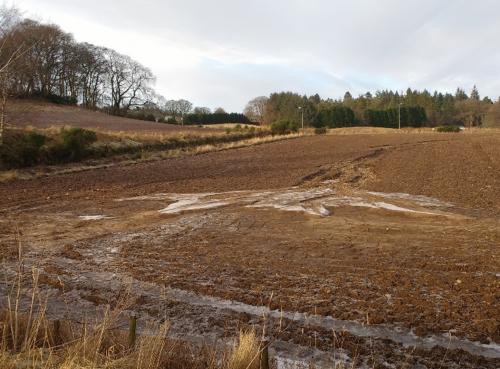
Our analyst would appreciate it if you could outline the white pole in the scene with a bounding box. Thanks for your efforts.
[298,106,303,129]
[398,103,402,130]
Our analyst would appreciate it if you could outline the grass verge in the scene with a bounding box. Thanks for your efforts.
[0,132,304,182]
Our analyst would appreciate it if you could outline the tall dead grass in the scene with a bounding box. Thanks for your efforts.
[224,330,261,369]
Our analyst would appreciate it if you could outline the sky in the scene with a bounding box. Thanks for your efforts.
[10,0,500,112]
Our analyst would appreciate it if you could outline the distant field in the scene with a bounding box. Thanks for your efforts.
[6,99,221,133]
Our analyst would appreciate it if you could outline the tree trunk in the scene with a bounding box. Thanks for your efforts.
[0,78,7,147]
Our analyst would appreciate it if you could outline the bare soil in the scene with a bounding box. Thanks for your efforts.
[1,130,499,368]
[6,99,219,133]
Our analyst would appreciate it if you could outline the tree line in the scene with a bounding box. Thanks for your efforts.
[0,7,158,116]
[183,112,250,125]
[0,6,253,131]
[364,106,427,128]
[243,87,499,128]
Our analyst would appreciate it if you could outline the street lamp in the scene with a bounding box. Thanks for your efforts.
[398,102,403,130]
[298,106,304,129]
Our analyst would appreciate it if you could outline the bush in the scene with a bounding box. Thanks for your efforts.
[22,91,78,106]
[314,127,327,135]
[48,128,97,162]
[436,125,461,133]
[145,113,156,122]
[0,131,46,168]
[46,93,77,106]
[270,120,299,135]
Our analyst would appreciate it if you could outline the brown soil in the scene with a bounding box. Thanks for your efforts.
[1,132,499,213]
[6,99,219,133]
[1,130,499,367]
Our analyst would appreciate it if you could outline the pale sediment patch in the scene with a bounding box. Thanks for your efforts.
[78,215,110,220]
[160,198,228,214]
[117,186,455,218]
[367,191,453,207]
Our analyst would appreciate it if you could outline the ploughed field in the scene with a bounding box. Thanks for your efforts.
[1,131,499,368]
[6,99,221,133]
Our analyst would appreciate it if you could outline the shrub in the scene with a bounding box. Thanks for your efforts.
[147,114,157,122]
[270,120,299,135]
[0,131,46,168]
[46,93,77,106]
[436,125,461,133]
[314,127,327,135]
[48,128,97,162]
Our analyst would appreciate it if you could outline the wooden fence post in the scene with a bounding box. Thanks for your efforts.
[128,314,137,348]
[53,319,61,346]
[260,339,270,369]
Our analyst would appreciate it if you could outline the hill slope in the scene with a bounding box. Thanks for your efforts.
[5,100,214,133]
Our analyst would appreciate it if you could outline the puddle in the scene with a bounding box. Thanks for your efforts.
[159,195,228,214]
[162,288,500,359]
[78,215,110,220]
[273,345,351,369]
[367,191,453,207]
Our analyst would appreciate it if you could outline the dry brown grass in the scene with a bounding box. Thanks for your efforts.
[225,330,261,369]
[95,129,221,143]
[0,132,305,183]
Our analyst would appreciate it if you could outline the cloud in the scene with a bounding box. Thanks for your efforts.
[12,0,500,110]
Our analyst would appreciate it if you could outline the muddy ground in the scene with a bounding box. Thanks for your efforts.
[1,131,499,368]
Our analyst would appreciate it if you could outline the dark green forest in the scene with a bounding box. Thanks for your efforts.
[260,87,497,128]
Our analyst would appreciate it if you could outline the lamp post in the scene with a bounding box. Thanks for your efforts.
[398,102,403,130]
[298,106,304,129]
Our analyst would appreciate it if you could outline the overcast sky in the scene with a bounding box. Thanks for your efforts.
[11,0,500,112]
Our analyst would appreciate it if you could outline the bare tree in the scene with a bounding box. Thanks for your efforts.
[244,96,268,124]
[484,101,500,127]
[164,99,193,123]
[193,106,211,114]
[104,49,155,115]
[0,5,25,145]
[78,43,107,109]
[176,99,193,125]
[456,98,487,128]
[214,107,226,114]
[164,99,179,116]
